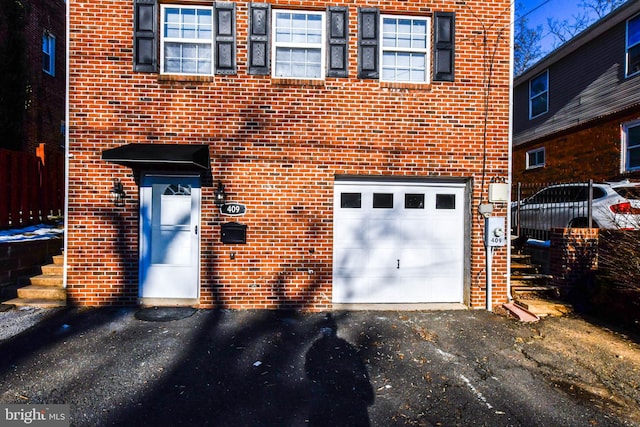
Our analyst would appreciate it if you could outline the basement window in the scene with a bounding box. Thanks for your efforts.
[526,147,545,170]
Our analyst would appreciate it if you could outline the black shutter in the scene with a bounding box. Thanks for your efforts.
[433,12,455,82]
[357,8,379,79]
[215,2,236,75]
[248,3,270,75]
[133,0,157,72]
[326,6,349,78]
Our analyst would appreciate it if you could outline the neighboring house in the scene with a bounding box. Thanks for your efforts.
[66,0,512,310]
[0,0,66,154]
[513,0,640,185]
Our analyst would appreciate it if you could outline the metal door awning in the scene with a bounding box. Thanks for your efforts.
[102,144,210,170]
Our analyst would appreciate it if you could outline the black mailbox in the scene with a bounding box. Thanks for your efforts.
[221,222,247,244]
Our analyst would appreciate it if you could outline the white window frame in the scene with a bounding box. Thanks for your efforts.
[622,121,640,172]
[272,10,326,80]
[526,147,545,170]
[529,70,548,119]
[42,33,55,76]
[626,14,640,78]
[380,15,430,83]
[160,5,214,76]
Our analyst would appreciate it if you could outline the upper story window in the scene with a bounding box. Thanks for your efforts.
[272,10,326,79]
[623,121,640,172]
[381,15,429,83]
[627,14,640,77]
[526,147,545,170]
[529,70,548,119]
[161,6,213,75]
[42,33,55,76]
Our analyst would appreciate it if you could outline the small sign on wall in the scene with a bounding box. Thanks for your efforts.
[220,203,247,216]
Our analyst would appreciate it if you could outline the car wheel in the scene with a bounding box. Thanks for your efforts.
[569,218,599,228]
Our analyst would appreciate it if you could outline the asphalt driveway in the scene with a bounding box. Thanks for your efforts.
[1,306,639,426]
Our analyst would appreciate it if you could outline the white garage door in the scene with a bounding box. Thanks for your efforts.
[333,181,465,303]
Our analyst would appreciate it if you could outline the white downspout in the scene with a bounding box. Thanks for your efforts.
[63,0,70,289]
[506,0,516,302]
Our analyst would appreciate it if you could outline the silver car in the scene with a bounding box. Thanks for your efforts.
[512,181,640,240]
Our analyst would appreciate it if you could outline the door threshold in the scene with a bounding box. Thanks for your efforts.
[139,298,199,307]
[332,303,468,311]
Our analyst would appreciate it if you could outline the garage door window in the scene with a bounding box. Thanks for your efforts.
[340,193,361,208]
[405,193,424,209]
[436,194,456,209]
[373,193,393,208]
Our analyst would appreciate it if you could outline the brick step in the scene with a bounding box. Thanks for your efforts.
[52,255,64,266]
[17,285,66,300]
[510,253,532,261]
[3,298,66,308]
[41,264,63,275]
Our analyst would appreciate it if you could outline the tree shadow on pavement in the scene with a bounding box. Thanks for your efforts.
[105,309,374,427]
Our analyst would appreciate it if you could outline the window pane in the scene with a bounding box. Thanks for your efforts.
[341,193,361,208]
[405,194,425,209]
[629,125,640,147]
[629,147,640,169]
[373,193,394,208]
[273,10,324,78]
[530,72,547,96]
[628,15,640,47]
[436,194,456,210]
[531,93,548,117]
[628,44,640,76]
[381,15,428,83]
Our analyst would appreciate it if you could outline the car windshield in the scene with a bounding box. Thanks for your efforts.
[614,186,640,200]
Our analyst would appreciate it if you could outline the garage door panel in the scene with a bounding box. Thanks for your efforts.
[334,182,465,304]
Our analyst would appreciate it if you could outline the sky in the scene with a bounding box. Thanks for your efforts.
[517,0,598,52]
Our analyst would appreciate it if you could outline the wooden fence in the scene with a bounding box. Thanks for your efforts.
[0,147,64,229]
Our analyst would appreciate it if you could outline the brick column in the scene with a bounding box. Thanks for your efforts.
[550,228,598,295]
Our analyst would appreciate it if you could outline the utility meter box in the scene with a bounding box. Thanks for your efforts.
[484,217,506,247]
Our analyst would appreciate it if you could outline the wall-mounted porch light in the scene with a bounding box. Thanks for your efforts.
[214,181,227,206]
[110,178,126,207]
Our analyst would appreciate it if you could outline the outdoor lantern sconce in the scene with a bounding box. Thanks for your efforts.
[214,181,227,206]
[110,178,126,207]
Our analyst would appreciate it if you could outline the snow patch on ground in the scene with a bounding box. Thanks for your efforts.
[0,223,63,243]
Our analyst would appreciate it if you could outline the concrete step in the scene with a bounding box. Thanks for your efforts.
[17,285,66,300]
[3,297,66,308]
[29,274,63,287]
[52,255,64,266]
[41,264,63,275]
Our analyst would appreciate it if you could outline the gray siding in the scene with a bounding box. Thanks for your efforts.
[514,13,640,147]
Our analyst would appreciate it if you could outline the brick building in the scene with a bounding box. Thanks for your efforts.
[0,0,66,154]
[513,1,640,185]
[66,0,513,310]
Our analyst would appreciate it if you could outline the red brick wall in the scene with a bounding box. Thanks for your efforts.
[67,0,512,310]
[550,228,598,295]
[513,109,640,185]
